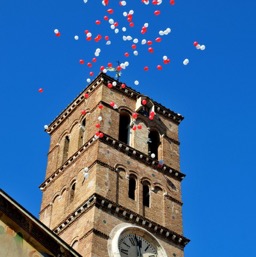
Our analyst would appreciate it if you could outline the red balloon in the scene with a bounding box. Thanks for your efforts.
[108,83,113,88]
[84,93,89,99]
[92,57,97,62]
[132,113,138,119]
[105,35,109,40]
[87,62,92,68]
[170,0,175,5]
[163,59,170,64]
[121,83,126,89]
[95,123,101,128]
[116,66,122,71]
[155,37,162,43]
[132,125,137,131]
[152,0,158,4]
[55,32,61,37]
[107,9,114,14]
[144,66,149,71]
[104,16,108,20]
[110,101,115,107]
[147,40,153,45]
[124,52,129,57]
[108,62,112,67]
[142,99,147,105]
[148,47,154,53]
[157,65,162,70]
[131,44,136,49]
[129,22,134,27]
[154,10,161,16]
[98,104,104,109]
[81,110,86,115]
[99,132,104,138]
[38,88,43,93]
[95,20,101,25]
[114,22,119,27]
[137,124,142,130]
[79,59,85,64]
[193,41,199,46]
[86,37,92,41]
[89,72,94,76]
[100,66,105,71]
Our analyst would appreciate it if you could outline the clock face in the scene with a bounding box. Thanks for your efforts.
[118,233,157,257]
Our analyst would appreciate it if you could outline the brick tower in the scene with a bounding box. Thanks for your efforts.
[39,72,189,257]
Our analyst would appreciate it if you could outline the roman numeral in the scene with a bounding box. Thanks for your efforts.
[122,242,130,248]
[129,237,136,246]
[120,249,128,255]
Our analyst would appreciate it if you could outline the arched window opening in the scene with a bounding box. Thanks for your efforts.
[119,111,131,145]
[128,176,136,200]
[63,136,70,163]
[71,240,78,250]
[70,183,76,203]
[78,119,86,148]
[148,130,160,159]
[143,184,150,207]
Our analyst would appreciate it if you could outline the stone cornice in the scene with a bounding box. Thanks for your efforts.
[53,193,190,248]
[45,73,184,134]
[39,134,185,191]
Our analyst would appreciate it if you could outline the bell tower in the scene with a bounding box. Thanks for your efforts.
[39,72,190,257]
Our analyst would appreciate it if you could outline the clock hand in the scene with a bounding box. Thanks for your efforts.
[134,235,142,257]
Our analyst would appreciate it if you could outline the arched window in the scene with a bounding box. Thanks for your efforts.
[70,182,76,203]
[119,111,131,145]
[148,130,160,159]
[128,176,136,200]
[143,184,150,207]
[63,135,70,163]
[78,119,86,149]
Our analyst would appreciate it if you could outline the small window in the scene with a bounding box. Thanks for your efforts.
[78,119,86,148]
[128,177,136,200]
[143,184,150,207]
[70,183,76,203]
[148,130,160,159]
[63,136,70,163]
[119,111,131,145]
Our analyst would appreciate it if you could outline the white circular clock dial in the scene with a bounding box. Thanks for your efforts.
[118,234,157,257]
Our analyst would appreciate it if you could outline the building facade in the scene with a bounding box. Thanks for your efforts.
[39,72,189,257]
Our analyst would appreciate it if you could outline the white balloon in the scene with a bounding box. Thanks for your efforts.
[109,19,114,24]
[144,23,149,28]
[123,36,127,41]
[151,153,156,158]
[123,12,127,17]
[133,38,139,43]
[54,29,59,34]
[86,78,91,83]
[83,173,89,179]
[120,63,126,69]
[134,80,139,85]
[122,27,127,32]
[83,0,88,3]
[110,24,115,29]
[112,81,117,86]
[98,116,103,121]
[106,40,111,45]
[44,125,48,130]
[114,28,119,33]
[96,48,101,53]
[163,55,168,60]
[129,10,134,15]
[87,32,92,37]
[124,61,129,66]
[103,69,107,73]
[183,58,189,65]
[141,39,147,44]
[133,50,138,56]
[165,28,171,33]
[95,52,99,57]
[196,44,201,49]
[159,30,164,36]
[127,36,132,40]
[121,1,126,5]
[74,35,79,40]
[200,45,206,50]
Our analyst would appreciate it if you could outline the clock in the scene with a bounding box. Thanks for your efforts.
[108,223,168,257]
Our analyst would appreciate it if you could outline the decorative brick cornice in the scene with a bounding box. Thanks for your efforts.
[100,133,185,181]
[39,133,185,191]
[53,193,189,248]
[45,73,184,134]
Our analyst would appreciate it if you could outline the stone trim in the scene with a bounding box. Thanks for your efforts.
[52,193,189,248]
[40,133,185,191]
[45,73,184,134]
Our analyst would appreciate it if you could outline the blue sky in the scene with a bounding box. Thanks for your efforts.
[1,0,256,256]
